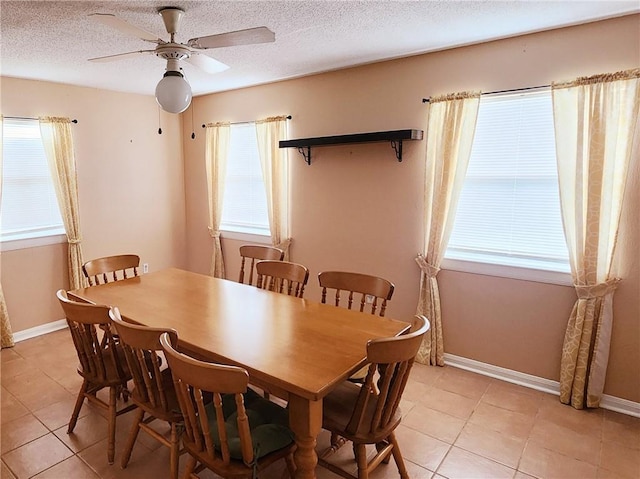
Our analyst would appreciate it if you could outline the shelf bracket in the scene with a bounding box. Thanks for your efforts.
[297,146,311,165]
[390,140,403,162]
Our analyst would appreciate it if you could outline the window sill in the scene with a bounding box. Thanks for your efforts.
[441,258,573,286]
[220,230,271,244]
[1,233,67,252]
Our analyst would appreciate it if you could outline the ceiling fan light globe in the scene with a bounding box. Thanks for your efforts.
[155,75,192,113]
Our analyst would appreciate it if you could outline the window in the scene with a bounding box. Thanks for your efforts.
[445,90,570,278]
[1,118,64,243]
[220,123,270,236]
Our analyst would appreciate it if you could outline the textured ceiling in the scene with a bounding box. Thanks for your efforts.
[1,1,638,98]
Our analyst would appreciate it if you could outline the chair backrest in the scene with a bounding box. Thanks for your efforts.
[109,308,178,414]
[238,245,284,286]
[346,315,429,437]
[318,271,395,316]
[82,254,140,286]
[159,332,257,468]
[256,260,309,298]
[56,289,127,384]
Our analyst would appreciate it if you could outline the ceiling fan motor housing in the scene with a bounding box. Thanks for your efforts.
[156,44,191,63]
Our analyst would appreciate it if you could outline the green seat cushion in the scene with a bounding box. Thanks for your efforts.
[205,388,294,462]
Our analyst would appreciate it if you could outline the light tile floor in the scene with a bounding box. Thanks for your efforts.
[2,329,639,479]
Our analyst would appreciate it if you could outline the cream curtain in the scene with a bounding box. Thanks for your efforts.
[553,69,640,409]
[39,117,85,290]
[0,286,12,348]
[0,115,15,348]
[416,92,480,366]
[204,122,230,278]
[256,116,291,259]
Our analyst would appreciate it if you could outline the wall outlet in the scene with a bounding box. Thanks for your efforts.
[365,294,375,304]
[143,263,149,274]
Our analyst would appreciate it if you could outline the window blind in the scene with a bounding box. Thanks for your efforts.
[1,118,64,241]
[446,90,570,272]
[221,123,270,235]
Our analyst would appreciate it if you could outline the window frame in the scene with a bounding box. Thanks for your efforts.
[441,257,573,286]
[220,230,271,243]
[1,233,66,252]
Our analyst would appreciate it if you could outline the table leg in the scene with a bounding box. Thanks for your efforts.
[288,394,322,479]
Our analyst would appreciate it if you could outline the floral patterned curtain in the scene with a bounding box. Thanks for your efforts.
[553,69,640,408]
[416,92,480,365]
[39,117,84,289]
[255,116,291,259]
[204,122,230,278]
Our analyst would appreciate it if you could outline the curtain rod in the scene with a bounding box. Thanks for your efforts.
[422,84,550,103]
[201,115,291,128]
[3,115,78,123]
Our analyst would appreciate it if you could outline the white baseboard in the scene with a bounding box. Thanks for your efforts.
[600,394,640,417]
[443,353,640,418]
[12,319,68,343]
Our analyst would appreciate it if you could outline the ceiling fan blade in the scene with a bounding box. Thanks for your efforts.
[185,52,230,74]
[88,50,155,63]
[89,13,163,43]
[188,27,275,49]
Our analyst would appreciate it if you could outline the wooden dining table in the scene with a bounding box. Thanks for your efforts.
[69,267,410,479]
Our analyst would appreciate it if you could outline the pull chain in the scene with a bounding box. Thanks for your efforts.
[191,102,196,139]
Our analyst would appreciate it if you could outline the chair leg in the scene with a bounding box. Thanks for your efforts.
[388,432,409,479]
[182,455,197,479]
[354,443,369,479]
[319,432,346,460]
[169,422,180,479]
[107,386,118,464]
[116,383,130,402]
[328,432,347,454]
[68,379,88,433]
[121,408,144,468]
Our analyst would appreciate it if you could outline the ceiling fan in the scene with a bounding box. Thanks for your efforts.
[88,7,275,113]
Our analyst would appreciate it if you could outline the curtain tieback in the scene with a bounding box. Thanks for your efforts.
[275,238,291,251]
[575,279,620,299]
[415,254,440,277]
[68,238,82,245]
[208,227,220,239]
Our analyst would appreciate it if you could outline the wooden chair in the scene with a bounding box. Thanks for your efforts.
[82,254,140,286]
[319,315,430,479]
[56,289,136,465]
[110,309,183,479]
[256,260,309,298]
[238,245,283,286]
[319,271,395,385]
[318,271,395,317]
[159,332,297,479]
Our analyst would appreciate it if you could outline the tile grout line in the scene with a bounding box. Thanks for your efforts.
[432,375,495,478]
[512,387,543,477]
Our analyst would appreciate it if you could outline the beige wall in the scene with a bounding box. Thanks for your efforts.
[1,78,188,331]
[183,15,640,402]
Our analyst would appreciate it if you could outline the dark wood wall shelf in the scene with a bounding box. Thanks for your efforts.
[279,129,423,165]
